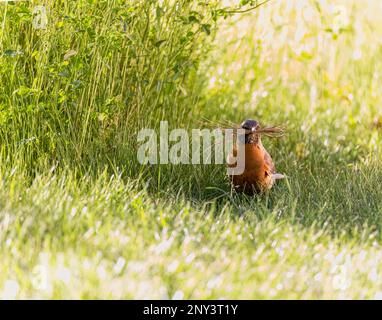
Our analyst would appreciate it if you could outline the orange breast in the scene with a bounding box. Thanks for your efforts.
[228,143,274,194]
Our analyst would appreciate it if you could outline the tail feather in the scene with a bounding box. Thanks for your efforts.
[272,173,286,180]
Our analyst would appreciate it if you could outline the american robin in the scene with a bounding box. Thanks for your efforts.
[227,119,285,194]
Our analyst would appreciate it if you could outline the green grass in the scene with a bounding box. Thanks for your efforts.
[1,0,382,299]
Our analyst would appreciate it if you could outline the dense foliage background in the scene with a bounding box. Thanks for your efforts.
[0,0,382,299]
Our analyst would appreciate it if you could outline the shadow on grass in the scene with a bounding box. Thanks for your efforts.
[132,141,382,241]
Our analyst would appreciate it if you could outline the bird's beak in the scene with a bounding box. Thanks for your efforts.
[251,127,257,133]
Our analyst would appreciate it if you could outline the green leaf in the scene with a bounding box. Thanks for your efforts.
[188,15,199,23]
[201,24,211,35]
[14,86,32,97]
[154,39,167,47]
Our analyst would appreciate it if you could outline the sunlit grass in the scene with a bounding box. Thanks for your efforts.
[1,165,382,299]
[1,0,382,299]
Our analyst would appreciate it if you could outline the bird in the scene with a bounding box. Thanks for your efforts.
[227,119,285,194]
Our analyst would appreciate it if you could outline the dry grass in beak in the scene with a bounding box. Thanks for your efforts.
[255,126,286,138]
[197,118,285,139]
[234,125,285,138]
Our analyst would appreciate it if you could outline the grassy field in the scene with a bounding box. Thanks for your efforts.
[1,0,382,299]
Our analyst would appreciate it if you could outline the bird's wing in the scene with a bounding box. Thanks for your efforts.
[263,147,276,174]
[263,148,285,180]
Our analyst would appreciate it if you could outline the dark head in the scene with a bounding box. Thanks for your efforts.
[241,119,260,144]
[241,119,260,132]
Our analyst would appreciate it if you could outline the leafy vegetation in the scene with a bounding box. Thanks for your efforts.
[1,0,382,299]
